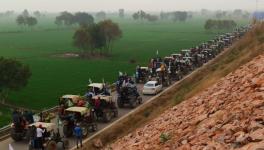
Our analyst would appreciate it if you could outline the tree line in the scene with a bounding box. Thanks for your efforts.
[16,10,38,29]
[132,10,190,22]
[55,11,94,27]
[204,19,237,30]
[132,10,159,22]
[160,11,190,22]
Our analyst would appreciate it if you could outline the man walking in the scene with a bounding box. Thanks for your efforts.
[36,124,45,150]
[74,123,83,149]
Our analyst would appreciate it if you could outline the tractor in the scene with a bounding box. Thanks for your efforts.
[117,84,142,108]
[62,106,97,138]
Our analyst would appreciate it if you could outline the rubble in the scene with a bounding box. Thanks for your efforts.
[107,55,264,150]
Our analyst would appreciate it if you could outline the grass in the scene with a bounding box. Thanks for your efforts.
[80,22,264,149]
[0,15,249,127]
[0,106,12,127]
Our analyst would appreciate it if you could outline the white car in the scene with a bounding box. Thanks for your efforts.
[142,81,162,95]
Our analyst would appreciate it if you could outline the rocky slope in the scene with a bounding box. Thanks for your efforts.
[107,55,264,150]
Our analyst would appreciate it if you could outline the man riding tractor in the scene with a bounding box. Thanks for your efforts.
[156,64,171,87]
[28,122,69,150]
[117,83,142,108]
[62,106,97,138]
[87,83,110,96]
[59,95,84,108]
[90,95,118,122]
[135,66,150,83]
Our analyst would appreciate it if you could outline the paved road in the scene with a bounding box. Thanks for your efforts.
[0,83,157,150]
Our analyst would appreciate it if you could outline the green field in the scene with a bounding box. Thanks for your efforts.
[0,15,249,126]
[0,106,12,127]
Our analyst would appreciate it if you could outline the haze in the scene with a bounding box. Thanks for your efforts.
[0,0,259,12]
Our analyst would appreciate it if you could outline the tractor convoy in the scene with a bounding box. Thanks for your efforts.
[9,25,250,149]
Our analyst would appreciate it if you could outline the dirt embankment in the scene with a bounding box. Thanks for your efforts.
[109,54,264,150]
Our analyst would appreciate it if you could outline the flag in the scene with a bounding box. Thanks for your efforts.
[156,50,159,56]
[9,144,14,150]
[89,78,92,84]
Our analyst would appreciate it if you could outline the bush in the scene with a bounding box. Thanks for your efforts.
[160,132,170,143]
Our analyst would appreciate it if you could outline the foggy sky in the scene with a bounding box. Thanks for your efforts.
[0,0,259,12]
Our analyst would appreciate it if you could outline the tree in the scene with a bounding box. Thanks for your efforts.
[56,11,75,26]
[0,57,31,101]
[55,16,63,27]
[132,12,139,20]
[204,19,214,30]
[98,20,122,53]
[16,15,26,27]
[145,14,159,22]
[73,26,92,53]
[96,11,106,20]
[16,11,38,29]
[132,10,147,21]
[119,9,125,18]
[74,12,94,26]
[73,20,122,56]
[33,11,41,18]
[172,11,188,22]
[22,9,29,17]
[160,12,169,20]
[26,17,38,28]
[204,19,237,30]
[138,10,147,20]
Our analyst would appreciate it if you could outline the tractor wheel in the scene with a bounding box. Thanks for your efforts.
[63,125,73,138]
[62,139,70,149]
[10,128,23,141]
[117,97,124,108]
[80,125,88,138]
[46,140,57,150]
[28,142,34,150]
[138,97,142,104]
[92,123,98,132]
[103,111,112,123]
[113,109,118,118]
[129,98,137,108]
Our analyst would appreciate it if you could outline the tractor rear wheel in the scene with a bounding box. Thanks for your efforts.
[113,109,118,118]
[92,123,98,132]
[80,125,88,137]
[103,111,112,123]
[138,97,142,104]
[129,98,137,108]
[63,125,73,138]
[10,128,24,141]
[117,97,124,108]
[46,140,57,150]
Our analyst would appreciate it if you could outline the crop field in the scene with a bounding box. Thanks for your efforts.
[0,15,249,126]
[0,105,11,127]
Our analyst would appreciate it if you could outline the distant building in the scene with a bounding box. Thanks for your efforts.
[253,11,264,20]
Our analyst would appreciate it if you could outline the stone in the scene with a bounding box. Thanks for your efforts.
[93,139,103,148]
[249,129,264,141]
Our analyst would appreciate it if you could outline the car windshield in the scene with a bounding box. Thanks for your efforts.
[145,83,154,87]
